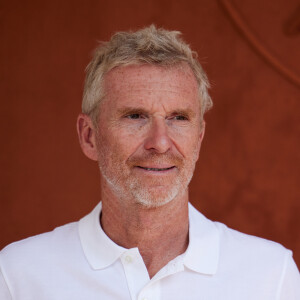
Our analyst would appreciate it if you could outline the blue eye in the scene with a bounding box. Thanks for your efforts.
[127,113,141,119]
[174,115,188,121]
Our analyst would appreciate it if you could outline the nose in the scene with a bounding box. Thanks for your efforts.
[144,117,172,153]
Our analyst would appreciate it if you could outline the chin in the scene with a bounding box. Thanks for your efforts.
[125,170,193,208]
[130,185,183,208]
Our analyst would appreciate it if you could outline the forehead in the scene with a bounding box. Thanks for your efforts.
[102,63,199,111]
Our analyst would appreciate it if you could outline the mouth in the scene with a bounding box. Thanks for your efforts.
[137,166,175,171]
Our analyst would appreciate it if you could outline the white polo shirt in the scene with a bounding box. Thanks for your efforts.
[0,202,299,299]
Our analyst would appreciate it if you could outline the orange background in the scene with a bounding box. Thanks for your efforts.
[1,0,299,267]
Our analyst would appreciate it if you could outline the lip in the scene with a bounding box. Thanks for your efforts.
[135,166,176,172]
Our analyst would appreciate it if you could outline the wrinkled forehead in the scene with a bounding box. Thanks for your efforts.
[102,63,199,101]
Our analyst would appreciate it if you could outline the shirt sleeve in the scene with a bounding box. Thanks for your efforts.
[278,251,300,300]
[0,266,12,300]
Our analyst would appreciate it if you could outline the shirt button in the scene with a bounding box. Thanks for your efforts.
[125,255,132,263]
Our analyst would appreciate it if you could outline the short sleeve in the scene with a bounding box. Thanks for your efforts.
[278,251,300,300]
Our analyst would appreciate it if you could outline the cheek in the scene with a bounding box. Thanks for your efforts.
[169,127,201,156]
[97,129,138,164]
[112,124,147,151]
[184,138,201,160]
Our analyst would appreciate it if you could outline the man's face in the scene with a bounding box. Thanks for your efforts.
[95,64,204,208]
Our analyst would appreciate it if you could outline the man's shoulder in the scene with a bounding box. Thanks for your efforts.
[213,220,292,276]
[190,205,292,273]
[215,220,288,255]
[0,221,79,267]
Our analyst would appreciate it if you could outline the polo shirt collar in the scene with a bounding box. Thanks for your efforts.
[183,203,220,275]
[78,202,220,275]
[78,202,127,269]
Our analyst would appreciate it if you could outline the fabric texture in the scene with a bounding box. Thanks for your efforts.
[0,202,299,300]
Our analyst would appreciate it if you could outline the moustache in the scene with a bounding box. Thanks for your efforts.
[127,152,183,168]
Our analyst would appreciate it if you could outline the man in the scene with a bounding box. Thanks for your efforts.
[0,25,299,299]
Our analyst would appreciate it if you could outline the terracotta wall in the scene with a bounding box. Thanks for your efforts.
[1,0,299,266]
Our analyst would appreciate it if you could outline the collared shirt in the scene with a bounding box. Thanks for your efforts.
[0,202,299,299]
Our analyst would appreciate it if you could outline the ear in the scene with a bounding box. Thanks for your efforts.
[195,120,206,161]
[199,120,205,143]
[76,113,98,161]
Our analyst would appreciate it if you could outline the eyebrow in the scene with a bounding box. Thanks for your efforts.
[117,106,196,118]
[117,107,149,116]
[169,109,196,118]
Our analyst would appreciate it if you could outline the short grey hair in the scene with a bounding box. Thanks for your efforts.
[82,25,212,123]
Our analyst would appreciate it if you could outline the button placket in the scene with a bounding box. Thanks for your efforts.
[121,248,150,300]
[138,279,161,300]
[125,255,133,263]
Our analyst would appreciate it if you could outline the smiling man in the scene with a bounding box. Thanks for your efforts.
[84,64,203,210]
[0,25,299,299]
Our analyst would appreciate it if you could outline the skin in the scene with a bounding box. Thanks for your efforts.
[77,63,205,278]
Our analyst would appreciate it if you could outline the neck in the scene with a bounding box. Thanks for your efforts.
[100,180,189,278]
